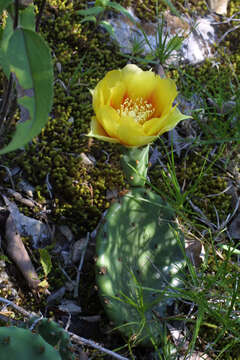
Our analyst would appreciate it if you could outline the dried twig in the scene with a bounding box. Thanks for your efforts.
[217,25,240,45]
[4,212,41,289]
[0,296,36,318]
[0,297,129,360]
[74,233,89,298]
[2,187,38,208]
[69,332,129,360]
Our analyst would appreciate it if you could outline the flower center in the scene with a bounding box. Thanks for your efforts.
[117,97,155,125]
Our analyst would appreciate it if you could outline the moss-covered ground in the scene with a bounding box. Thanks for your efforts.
[0,0,240,358]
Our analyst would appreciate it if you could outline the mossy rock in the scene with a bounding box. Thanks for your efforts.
[96,188,185,345]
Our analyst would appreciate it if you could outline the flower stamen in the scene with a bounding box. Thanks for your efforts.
[117,97,155,125]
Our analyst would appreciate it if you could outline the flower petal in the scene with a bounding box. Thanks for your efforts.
[92,70,123,111]
[96,105,120,139]
[157,107,192,134]
[110,82,126,109]
[122,64,143,75]
[123,69,157,101]
[88,117,119,143]
[143,107,191,136]
[116,115,156,147]
[150,78,178,117]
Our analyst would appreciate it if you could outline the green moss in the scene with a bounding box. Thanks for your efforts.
[12,0,128,232]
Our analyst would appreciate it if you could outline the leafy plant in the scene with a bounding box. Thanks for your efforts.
[0,0,53,154]
[77,0,135,39]
[38,247,52,288]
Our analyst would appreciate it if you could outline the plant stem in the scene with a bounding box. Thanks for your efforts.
[14,0,19,29]
[36,0,46,32]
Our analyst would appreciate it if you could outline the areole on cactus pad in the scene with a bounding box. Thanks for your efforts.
[96,187,185,345]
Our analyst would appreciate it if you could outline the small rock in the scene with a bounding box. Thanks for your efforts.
[71,238,88,264]
[207,0,229,15]
[0,260,6,268]
[106,189,118,200]
[47,286,66,304]
[80,153,96,166]
[229,214,240,239]
[0,272,10,282]
[18,180,35,197]
[3,196,51,248]
[58,299,82,314]
[56,62,62,73]
[58,225,74,243]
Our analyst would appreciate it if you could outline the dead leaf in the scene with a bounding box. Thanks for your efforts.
[185,238,205,267]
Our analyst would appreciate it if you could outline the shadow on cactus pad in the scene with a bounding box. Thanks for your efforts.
[96,188,186,346]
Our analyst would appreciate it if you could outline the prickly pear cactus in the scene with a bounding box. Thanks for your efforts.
[96,188,185,345]
[0,326,61,360]
[29,318,74,360]
[120,145,149,187]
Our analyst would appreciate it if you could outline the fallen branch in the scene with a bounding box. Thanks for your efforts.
[0,296,36,318]
[0,297,129,360]
[69,332,129,360]
[4,212,41,289]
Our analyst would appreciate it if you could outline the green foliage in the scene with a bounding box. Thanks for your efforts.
[0,2,53,154]
[39,248,52,278]
[77,0,137,40]
[96,187,185,345]
[0,0,13,15]
[125,8,185,66]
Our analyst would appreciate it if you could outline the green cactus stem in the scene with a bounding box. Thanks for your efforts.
[120,145,149,187]
[96,187,185,345]
[28,317,74,360]
[0,326,61,360]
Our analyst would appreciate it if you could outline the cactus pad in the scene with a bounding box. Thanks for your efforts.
[0,326,61,360]
[28,317,74,360]
[96,188,185,344]
[120,145,149,187]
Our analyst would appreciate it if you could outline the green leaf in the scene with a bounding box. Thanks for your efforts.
[95,0,110,7]
[0,14,13,77]
[80,15,97,24]
[39,248,52,277]
[76,6,104,17]
[0,28,53,154]
[0,5,35,77]
[100,20,115,37]
[0,0,13,14]
[108,2,137,24]
[159,0,182,18]
[19,4,35,30]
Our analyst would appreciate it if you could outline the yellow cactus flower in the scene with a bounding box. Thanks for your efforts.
[88,64,190,147]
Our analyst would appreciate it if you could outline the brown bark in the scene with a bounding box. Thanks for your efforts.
[5,213,40,289]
